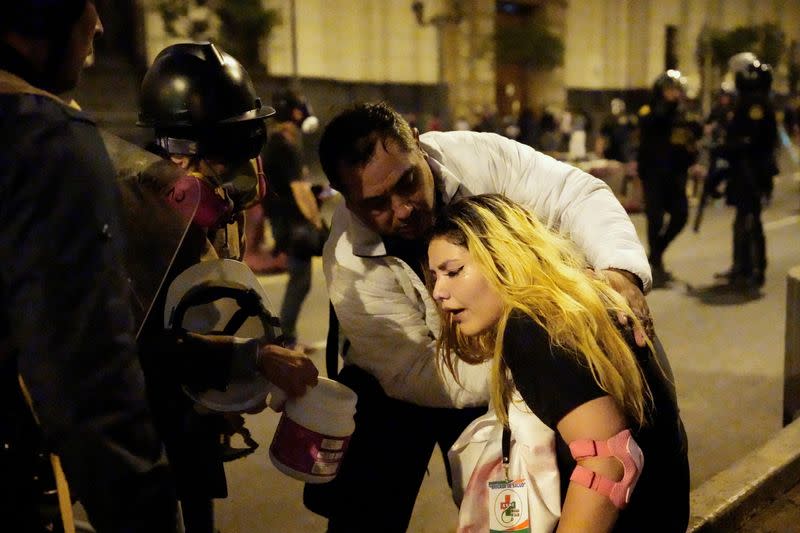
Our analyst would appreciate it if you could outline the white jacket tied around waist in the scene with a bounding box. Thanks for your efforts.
[323,131,651,408]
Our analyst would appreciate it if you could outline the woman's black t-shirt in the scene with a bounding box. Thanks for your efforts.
[503,312,689,533]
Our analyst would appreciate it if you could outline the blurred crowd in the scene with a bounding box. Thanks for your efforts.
[393,55,789,291]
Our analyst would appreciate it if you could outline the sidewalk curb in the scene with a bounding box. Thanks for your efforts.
[688,416,800,532]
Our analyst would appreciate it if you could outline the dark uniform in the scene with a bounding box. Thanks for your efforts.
[713,60,778,287]
[0,36,177,533]
[135,42,277,533]
[637,70,701,285]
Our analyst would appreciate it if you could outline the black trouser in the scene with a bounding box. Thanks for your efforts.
[180,497,215,533]
[732,204,766,278]
[303,365,486,532]
[640,168,689,267]
[728,160,767,279]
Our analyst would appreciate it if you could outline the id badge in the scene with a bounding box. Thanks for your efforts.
[488,478,530,532]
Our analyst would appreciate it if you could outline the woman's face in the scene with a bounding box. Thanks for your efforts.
[428,237,504,337]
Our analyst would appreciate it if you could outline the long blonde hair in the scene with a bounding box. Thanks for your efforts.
[429,194,652,427]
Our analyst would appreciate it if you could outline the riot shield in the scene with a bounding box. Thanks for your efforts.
[100,130,200,337]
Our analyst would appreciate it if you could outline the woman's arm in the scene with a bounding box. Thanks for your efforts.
[290,178,324,229]
[555,395,628,533]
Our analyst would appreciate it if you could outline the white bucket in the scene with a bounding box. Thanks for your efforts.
[269,377,357,483]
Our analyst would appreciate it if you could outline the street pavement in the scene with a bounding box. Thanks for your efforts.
[215,164,800,532]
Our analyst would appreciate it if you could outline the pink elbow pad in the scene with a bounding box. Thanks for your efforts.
[568,429,644,509]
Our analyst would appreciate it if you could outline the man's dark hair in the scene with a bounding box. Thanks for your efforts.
[318,102,416,193]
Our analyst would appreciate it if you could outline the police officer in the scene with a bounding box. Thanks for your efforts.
[0,1,179,531]
[136,42,319,533]
[713,57,778,288]
[637,70,701,286]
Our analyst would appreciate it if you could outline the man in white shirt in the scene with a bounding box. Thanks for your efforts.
[304,102,652,532]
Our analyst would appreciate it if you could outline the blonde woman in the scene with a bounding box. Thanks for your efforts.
[427,194,688,532]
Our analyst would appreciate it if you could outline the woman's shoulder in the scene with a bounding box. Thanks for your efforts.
[505,309,550,344]
[503,310,567,368]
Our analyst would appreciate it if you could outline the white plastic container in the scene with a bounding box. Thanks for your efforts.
[269,377,357,483]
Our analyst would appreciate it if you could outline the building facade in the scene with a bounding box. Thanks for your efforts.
[86,1,800,134]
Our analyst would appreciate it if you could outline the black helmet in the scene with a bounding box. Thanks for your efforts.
[271,88,319,134]
[138,42,275,160]
[272,89,306,122]
[735,60,773,94]
[1,0,86,38]
[653,69,687,96]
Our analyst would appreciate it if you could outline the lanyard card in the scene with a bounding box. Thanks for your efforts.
[488,478,530,532]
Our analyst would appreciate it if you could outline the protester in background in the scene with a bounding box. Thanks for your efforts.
[304,101,654,532]
[453,115,471,131]
[0,1,180,530]
[636,70,701,287]
[428,194,689,533]
[517,106,538,148]
[473,106,498,133]
[425,112,443,132]
[536,108,562,153]
[263,89,325,353]
[136,43,318,532]
[568,110,589,161]
[597,98,637,164]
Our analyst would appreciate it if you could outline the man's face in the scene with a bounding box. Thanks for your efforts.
[663,86,683,103]
[56,0,102,92]
[340,137,436,240]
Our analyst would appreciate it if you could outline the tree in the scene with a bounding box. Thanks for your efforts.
[697,22,786,111]
[216,0,281,74]
[494,18,564,71]
[155,0,281,74]
[704,23,786,70]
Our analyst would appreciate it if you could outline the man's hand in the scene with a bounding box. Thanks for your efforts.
[601,268,654,347]
[257,343,319,398]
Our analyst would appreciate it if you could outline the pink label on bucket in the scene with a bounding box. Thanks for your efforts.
[270,414,351,478]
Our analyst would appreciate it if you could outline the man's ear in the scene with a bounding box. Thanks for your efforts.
[169,155,189,169]
[412,126,420,144]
